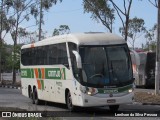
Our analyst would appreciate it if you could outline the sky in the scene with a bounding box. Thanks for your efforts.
[4,0,157,47]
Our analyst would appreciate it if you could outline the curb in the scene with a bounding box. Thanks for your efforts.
[133,102,143,105]
[0,85,21,90]
[142,103,160,105]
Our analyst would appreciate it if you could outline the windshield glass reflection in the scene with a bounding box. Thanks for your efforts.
[79,45,132,87]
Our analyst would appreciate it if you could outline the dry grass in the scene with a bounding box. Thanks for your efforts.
[134,92,160,104]
[1,80,21,87]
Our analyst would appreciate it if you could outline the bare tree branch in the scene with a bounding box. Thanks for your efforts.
[109,0,125,15]
[123,0,127,14]
[149,0,158,8]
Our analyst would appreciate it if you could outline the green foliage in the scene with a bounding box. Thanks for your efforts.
[53,28,60,36]
[145,24,157,41]
[5,45,21,71]
[144,24,157,51]
[119,17,146,49]
[1,43,13,72]
[30,0,62,22]
[52,25,70,36]
[83,0,115,32]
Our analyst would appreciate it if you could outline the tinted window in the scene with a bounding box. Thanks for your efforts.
[21,43,68,67]
[68,42,78,78]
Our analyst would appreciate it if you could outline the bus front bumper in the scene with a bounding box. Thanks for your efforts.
[80,92,134,107]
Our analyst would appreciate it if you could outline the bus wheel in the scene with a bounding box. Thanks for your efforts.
[28,87,32,99]
[32,88,43,105]
[109,105,119,112]
[66,91,75,111]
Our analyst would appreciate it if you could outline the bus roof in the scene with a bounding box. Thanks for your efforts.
[21,33,126,49]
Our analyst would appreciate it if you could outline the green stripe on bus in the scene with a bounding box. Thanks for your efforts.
[30,69,34,78]
[38,68,42,79]
[21,69,34,78]
[118,84,132,92]
[21,68,66,80]
[45,68,66,80]
[98,84,132,94]
[63,68,66,80]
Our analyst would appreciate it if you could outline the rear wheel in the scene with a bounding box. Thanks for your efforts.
[109,105,119,112]
[28,87,32,98]
[66,91,75,111]
[32,88,43,105]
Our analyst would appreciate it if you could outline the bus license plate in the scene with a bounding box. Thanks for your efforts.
[107,99,116,103]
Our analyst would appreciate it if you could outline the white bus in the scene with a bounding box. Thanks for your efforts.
[21,33,134,111]
[130,51,156,88]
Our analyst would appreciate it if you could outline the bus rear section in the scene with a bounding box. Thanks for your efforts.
[130,51,156,88]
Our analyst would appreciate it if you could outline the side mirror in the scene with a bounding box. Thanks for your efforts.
[72,50,82,69]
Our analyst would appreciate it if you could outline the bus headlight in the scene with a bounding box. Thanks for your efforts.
[87,88,98,96]
[80,85,98,95]
[128,89,133,93]
[87,91,92,95]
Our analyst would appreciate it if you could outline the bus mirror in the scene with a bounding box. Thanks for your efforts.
[72,50,82,69]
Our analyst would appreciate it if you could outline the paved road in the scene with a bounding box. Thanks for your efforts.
[0,87,160,120]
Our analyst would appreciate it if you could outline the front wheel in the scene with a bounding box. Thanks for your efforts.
[66,91,75,111]
[109,105,119,112]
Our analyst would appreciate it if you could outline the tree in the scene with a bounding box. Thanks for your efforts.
[82,0,133,40]
[52,28,60,36]
[145,24,157,51]
[30,0,62,41]
[119,17,146,49]
[148,0,158,7]
[83,0,115,33]
[5,0,36,84]
[5,0,63,84]
[146,0,159,95]
[109,0,133,41]
[0,0,10,83]
[52,25,70,36]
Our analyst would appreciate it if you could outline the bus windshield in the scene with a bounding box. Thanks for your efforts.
[79,44,133,88]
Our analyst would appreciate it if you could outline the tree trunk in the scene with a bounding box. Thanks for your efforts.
[12,41,16,85]
[12,15,19,85]
[0,37,2,84]
[124,15,129,41]
[155,0,160,95]
[0,0,4,84]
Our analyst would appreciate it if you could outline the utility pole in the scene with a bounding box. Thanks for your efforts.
[155,0,160,95]
[38,0,42,41]
[0,0,4,84]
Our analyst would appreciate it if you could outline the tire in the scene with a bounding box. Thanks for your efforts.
[28,87,32,99]
[66,91,75,111]
[32,88,43,105]
[109,105,119,112]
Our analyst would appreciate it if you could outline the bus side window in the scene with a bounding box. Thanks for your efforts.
[57,43,69,68]
[68,42,79,79]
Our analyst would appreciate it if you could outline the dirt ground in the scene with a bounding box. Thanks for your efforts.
[134,92,160,104]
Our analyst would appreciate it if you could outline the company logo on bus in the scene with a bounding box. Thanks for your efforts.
[48,71,61,78]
